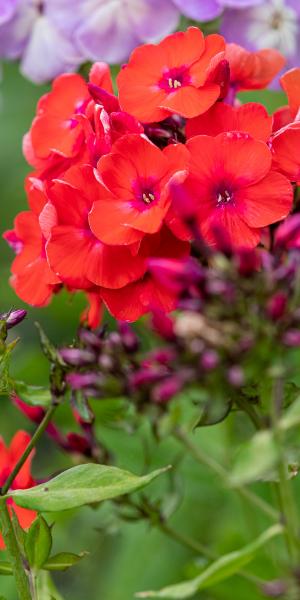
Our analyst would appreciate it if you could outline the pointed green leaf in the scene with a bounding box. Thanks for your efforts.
[230,430,278,486]
[0,562,13,576]
[43,552,87,571]
[137,525,283,598]
[10,464,170,512]
[14,381,52,408]
[25,516,52,568]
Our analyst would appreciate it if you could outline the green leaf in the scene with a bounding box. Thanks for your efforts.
[0,562,13,576]
[25,516,52,569]
[43,552,87,571]
[280,396,300,431]
[10,464,170,512]
[230,430,278,486]
[14,381,52,408]
[136,525,283,599]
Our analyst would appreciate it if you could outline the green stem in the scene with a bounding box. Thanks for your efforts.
[0,498,31,600]
[174,427,279,522]
[272,379,300,566]
[1,404,57,497]
[235,396,263,430]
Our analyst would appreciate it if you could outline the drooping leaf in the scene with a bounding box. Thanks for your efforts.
[196,398,232,428]
[0,562,13,576]
[14,381,52,408]
[25,516,52,569]
[230,430,278,486]
[136,525,283,598]
[10,464,170,512]
[43,552,87,571]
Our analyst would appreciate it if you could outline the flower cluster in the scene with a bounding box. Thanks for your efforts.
[0,1,288,84]
[4,26,300,325]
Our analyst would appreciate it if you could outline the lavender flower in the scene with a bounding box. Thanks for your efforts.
[62,0,180,65]
[171,0,263,21]
[221,0,300,78]
[0,0,82,83]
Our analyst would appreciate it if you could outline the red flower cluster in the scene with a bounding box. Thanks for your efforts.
[4,28,300,324]
[0,431,36,549]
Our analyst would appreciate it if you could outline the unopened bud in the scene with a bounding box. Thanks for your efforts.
[59,347,96,366]
[227,365,244,387]
[152,376,182,404]
[201,350,219,371]
[0,309,27,329]
[282,329,300,347]
[78,327,102,350]
[130,366,167,389]
[66,372,103,390]
[275,214,300,250]
[151,310,175,341]
[118,322,139,353]
[266,292,287,321]
[261,580,287,597]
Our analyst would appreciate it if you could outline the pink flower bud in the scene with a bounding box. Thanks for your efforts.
[266,292,287,321]
[275,214,300,249]
[201,350,219,371]
[152,376,183,404]
[60,348,96,366]
[282,329,300,347]
[118,322,139,353]
[151,310,175,341]
[66,372,103,390]
[0,309,27,329]
[227,366,244,387]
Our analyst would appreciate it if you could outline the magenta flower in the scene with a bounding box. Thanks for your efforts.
[221,0,300,76]
[171,0,264,21]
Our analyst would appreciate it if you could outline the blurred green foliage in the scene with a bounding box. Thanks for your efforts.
[0,61,292,600]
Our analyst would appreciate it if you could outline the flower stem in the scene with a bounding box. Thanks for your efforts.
[0,498,31,600]
[272,378,300,566]
[1,404,57,497]
[174,427,278,521]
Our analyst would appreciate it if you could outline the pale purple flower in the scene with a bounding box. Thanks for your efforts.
[67,0,180,65]
[221,0,300,75]
[0,0,82,83]
[171,0,264,21]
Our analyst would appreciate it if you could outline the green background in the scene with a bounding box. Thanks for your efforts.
[0,61,288,599]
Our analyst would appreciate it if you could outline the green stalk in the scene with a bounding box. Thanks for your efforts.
[174,427,279,521]
[0,499,31,600]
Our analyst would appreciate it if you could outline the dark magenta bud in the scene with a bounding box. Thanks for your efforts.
[227,365,245,387]
[149,257,203,293]
[88,83,120,112]
[152,376,183,404]
[235,248,259,277]
[66,372,103,390]
[275,214,300,250]
[282,329,300,347]
[59,347,96,366]
[0,309,27,329]
[118,322,139,353]
[266,292,287,321]
[201,350,219,371]
[151,310,175,341]
[130,366,167,389]
[66,433,92,457]
[78,327,102,350]
[142,348,176,367]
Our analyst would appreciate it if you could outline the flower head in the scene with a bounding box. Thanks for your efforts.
[117,27,226,122]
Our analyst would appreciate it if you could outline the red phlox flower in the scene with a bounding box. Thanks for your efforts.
[3,177,61,306]
[89,133,188,246]
[0,431,36,550]
[186,102,273,142]
[101,227,189,321]
[225,43,285,92]
[170,132,293,248]
[117,27,225,122]
[46,164,150,290]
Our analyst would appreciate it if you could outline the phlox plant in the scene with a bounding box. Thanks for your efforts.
[2,24,300,600]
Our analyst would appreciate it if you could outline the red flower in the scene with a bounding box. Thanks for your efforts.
[0,432,36,550]
[101,228,189,321]
[171,132,293,248]
[225,43,285,92]
[46,164,150,290]
[3,178,61,306]
[89,134,187,245]
[186,102,273,142]
[117,27,225,122]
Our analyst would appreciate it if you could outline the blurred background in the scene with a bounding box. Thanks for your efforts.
[0,58,291,600]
